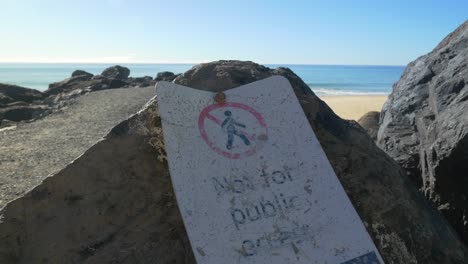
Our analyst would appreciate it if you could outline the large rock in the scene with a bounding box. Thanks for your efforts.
[0,105,48,122]
[72,70,94,78]
[377,20,468,243]
[358,111,380,141]
[0,61,466,263]
[0,87,157,210]
[45,67,156,97]
[45,74,97,96]
[101,65,130,80]
[44,72,132,96]
[0,83,44,105]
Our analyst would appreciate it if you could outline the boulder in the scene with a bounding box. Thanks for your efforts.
[0,105,48,122]
[0,83,44,104]
[155,71,177,82]
[101,65,130,80]
[174,61,272,92]
[72,70,94,78]
[358,111,380,141]
[0,87,157,210]
[0,61,466,263]
[377,20,468,243]
[45,75,97,96]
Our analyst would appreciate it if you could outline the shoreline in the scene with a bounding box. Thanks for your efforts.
[319,94,388,121]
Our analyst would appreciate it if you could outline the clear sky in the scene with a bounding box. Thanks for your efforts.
[0,0,466,65]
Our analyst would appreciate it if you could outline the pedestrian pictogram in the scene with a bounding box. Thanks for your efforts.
[221,110,251,149]
[198,102,267,159]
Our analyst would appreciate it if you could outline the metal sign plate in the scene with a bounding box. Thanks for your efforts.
[157,76,383,264]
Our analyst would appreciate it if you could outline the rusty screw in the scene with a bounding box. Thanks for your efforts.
[214,92,226,104]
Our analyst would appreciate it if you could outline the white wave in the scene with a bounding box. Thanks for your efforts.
[311,88,389,96]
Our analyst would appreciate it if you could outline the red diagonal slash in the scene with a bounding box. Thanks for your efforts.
[206,113,256,141]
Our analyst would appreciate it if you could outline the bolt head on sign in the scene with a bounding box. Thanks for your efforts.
[157,76,384,264]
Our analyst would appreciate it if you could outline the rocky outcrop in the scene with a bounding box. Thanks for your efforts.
[1,67,154,124]
[101,65,130,79]
[0,84,46,123]
[174,61,271,92]
[0,87,157,210]
[0,83,44,105]
[45,67,155,96]
[45,74,97,95]
[155,71,178,82]
[0,60,466,263]
[377,20,468,243]
[358,111,380,140]
[72,70,94,78]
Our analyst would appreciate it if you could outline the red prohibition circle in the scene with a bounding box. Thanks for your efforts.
[198,102,267,159]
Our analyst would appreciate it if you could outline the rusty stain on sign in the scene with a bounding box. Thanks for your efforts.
[157,76,384,264]
[214,92,226,104]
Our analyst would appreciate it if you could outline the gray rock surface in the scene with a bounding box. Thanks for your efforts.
[0,61,466,263]
[0,87,156,209]
[358,111,380,141]
[377,20,468,243]
[101,65,130,79]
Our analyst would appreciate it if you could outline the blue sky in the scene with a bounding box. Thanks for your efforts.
[0,0,466,65]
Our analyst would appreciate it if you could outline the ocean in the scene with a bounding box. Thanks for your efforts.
[0,63,405,96]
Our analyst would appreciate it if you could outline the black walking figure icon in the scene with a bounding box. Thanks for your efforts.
[221,110,250,150]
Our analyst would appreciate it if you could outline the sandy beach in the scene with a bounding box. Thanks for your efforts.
[320,95,388,121]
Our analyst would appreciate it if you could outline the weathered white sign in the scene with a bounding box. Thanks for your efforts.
[157,76,384,264]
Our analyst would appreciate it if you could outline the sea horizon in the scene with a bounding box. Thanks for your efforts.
[0,62,405,66]
[0,63,405,96]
